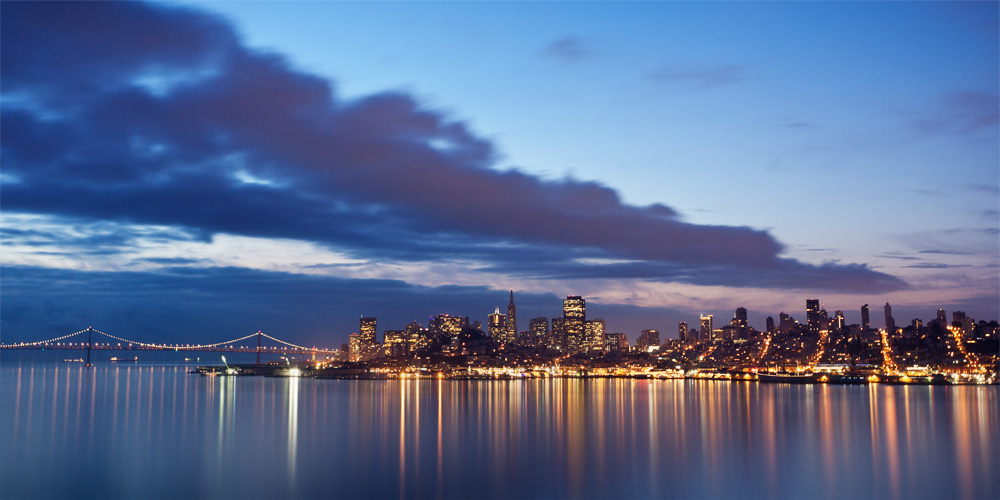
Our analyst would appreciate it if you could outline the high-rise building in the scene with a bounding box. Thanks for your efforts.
[383,330,408,357]
[911,318,922,330]
[489,308,508,341]
[406,322,428,351]
[348,333,362,362]
[359,317,379,360]
[563,296,586,353]
[529,317,549,348]
[834,311,845,331]
[700,315,713,342]
[678,322,689,342]
[734,307,749,339]
[430,314,463,339]
[585,319,606,353]
[861,304,870,332]
[506,290,518,343]
[806,299,820,334]
[638,329,661,352]
[952,311,966,328]
[604,332,628,353]
[884,302,896,334]
[550,317,566,351]
[779,312,795,334]
[765,316,775,334]
[936,309,947,326]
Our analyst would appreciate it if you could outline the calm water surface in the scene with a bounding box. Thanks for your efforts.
[2,362,997,499]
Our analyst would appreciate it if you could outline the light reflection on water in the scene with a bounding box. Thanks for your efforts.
[2,364,997,499]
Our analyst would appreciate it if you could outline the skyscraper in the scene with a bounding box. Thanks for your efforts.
[765,316,775,334]
[359,317,378,360]
[734,307,748,339]
[700,315,713,342]
[506,290,517,343]
[585,319,606,353]
[529,317,549,348]
[884,302,896,334]
[861,304,870,332]
[834,311,845,331]
[638,329,661,351]
[678,321,689,342]
[806,299,820,334]
[489,307,508,341]
[563,296,586,353]
[551,317,566,351]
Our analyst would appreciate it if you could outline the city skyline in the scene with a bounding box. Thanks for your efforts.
[1,1,997,347]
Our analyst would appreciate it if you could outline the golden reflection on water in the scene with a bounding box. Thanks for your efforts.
[2,366,998,499]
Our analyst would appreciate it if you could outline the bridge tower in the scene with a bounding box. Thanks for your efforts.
[256,331,262,365]
[85,327,93,367]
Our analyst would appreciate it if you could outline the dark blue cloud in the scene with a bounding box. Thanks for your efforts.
[0,1,905,293]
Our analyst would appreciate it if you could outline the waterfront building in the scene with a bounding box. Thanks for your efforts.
[348,333,362,362]
[564,296,586,354]
[734,307,749,339]
[359,317,379,360]
[383,330,408,357]
[405,322,429,352]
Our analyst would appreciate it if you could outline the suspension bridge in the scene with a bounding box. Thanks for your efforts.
[0,327,340,366]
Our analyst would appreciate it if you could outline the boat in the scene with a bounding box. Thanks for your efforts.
[63,358,85,363]
[109,356,138,363]
[757,372,815,384]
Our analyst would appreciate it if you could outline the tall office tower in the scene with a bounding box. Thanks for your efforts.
[430,314,463,340]
[700,315,714,342]
[383,330,408,357]
[911,318,922,330]
[563,295,586,354]
[348,333,362,362]
[834,311,845,331]
[359,317,378,360]
[806,299,820,334]
[604,332,628,353]
[734,307,749,339]
[489,308,508,340]
[765,317,775,334]
[952,311,966,328]
[529,317,549,349]
[638,329,661,351]
[779,312,795,334]
[884,302,896,334]
[550,317,566,351]
[861,304,871,332]
[405,322,427,351]
[678,322,689,342]
[585,319,606,353]
[506,290,518,343]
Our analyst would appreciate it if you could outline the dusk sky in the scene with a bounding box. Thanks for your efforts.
[2,1,997,346]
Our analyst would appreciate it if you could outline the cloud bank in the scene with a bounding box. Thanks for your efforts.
[0,2,905,293]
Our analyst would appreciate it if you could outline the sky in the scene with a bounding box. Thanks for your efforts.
[1,1,997,347]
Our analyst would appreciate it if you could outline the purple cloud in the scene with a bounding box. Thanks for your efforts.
[0,2,905,293]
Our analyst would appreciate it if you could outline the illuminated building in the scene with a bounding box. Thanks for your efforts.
[359,317,379,360]
[779,312,795,334]
[348,333,362,362]
[429,314,463,340]
[734,307,748,339]
[765,317,774,334]
[678,322,689,342]
[936,308,947,327]
[529,317,549,348]
[604,332,628,353]
[489,308,508,341]
[834,311,845,331]
[563,296,586,354]
[383,330,408,357]
[638,329,660,352]
[700,315,713,342]
[585,319,606,353]
[861,304,870,332]
[911,318,922,330]
[406,321,429,351]
[551,317,566,351]
[806,299,820,334]
[506,290,518,344]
